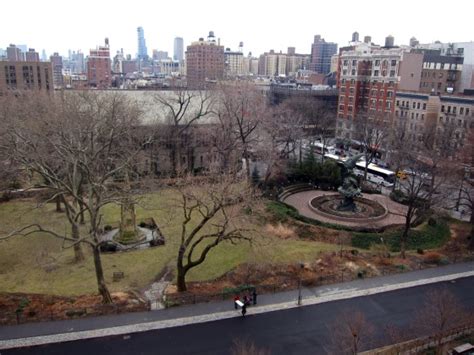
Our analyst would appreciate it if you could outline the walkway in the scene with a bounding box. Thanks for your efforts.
[283,190,407,229]
[1,261,474,350]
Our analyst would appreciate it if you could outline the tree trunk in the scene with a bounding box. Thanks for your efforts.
[92,246,113,304]
[400,209,412,259]
[55,195,62,212]
[176,262,187,292]
[71,223,84,262]
[468,213,474,250]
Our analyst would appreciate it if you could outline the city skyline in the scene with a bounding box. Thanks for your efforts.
[1,0,473,60]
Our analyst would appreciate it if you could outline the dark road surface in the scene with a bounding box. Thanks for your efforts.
[4,276,474,355]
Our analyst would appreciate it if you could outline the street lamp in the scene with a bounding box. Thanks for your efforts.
[297,262,304,306]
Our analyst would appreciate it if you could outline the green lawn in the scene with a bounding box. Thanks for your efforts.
[0,190,339,296]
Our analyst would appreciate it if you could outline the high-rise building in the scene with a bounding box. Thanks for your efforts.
[7,44,23,61]
[41,49,47,62]
[258,50,288,77]
[87,38,111,89]
[50,52,64,89]
[185,31,224,89]
[25,48,40,62]
[174,37,184,62]
[224,48,243,76]
[137,27,148,60]
[0,60,53,94]
[309,35,337,74]
[71,51,85,74]
[153,50,169,61]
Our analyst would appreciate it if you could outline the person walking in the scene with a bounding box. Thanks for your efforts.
[252,289,257,305]
[234,295,240,310]
[241,304,247,317]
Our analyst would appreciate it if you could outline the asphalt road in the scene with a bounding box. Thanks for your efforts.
[4,276,474,355]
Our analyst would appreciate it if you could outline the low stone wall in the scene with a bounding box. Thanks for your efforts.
[308,195,388,223]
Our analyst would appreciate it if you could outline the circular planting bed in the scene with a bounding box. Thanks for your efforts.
[309,194,388,222]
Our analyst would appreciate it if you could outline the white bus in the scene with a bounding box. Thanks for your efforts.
[312,142,336,155]
[355,161,395,187]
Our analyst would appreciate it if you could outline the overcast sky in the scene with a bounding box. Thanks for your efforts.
[1,0,473,59]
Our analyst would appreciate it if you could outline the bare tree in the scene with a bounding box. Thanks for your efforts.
[258,102,303,185]
[173,174,256,292]
[354,110,389,180]
[414,288,472,353]
[153,90,213,175]
[231,338,271,355]
[456,128,474,248]
[217,82,266,181]
[284,95,336,163]
[0,91,149,303]
[330,310,375,354]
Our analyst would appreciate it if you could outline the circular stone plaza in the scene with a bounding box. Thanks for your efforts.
[283,190,408,231]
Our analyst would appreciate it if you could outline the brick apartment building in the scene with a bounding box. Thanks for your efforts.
[0,60,53,95]
[87,38,111,89]
[186,32,224,89]
[336,42,423,140]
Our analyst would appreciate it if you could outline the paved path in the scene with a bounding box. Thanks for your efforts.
[1,261,473,351]
[283,190,407,228]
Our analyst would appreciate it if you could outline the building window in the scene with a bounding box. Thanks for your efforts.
[374,70,379,76]
[423,103,426,110]
[412,102,416,109]
[460,107,464,115]
[441,105,445,112]
[352,60,357,66]
[453,107,457,114]
[374,60,380,66]
[421,114,424,120]
[391,60,397,66]
[417,102,420,109]
[387,91,393,98]
[390,70,396,77]
[411,113,414,119]
[351,69,356,75]
[396,100,400,107]
[467,108,470,116]
[343,60,348,66]
[350,79,355,84]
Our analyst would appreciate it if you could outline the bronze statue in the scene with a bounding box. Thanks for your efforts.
[337,154,364,211]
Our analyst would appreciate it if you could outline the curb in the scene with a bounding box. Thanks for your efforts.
[1,269,473,350]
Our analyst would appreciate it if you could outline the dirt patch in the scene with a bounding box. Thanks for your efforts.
[0,291,148,326]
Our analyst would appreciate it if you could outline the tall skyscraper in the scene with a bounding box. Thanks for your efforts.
[137,26,148,59]
[309,35,337,74]
[186,32,224,89]
[41,49,47,62]
[174,37,184,62]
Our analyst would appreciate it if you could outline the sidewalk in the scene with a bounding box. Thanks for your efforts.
[1,261,474,349]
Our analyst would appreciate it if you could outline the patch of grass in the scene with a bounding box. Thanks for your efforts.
[351,219,450,252]
[0,191,340,296]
